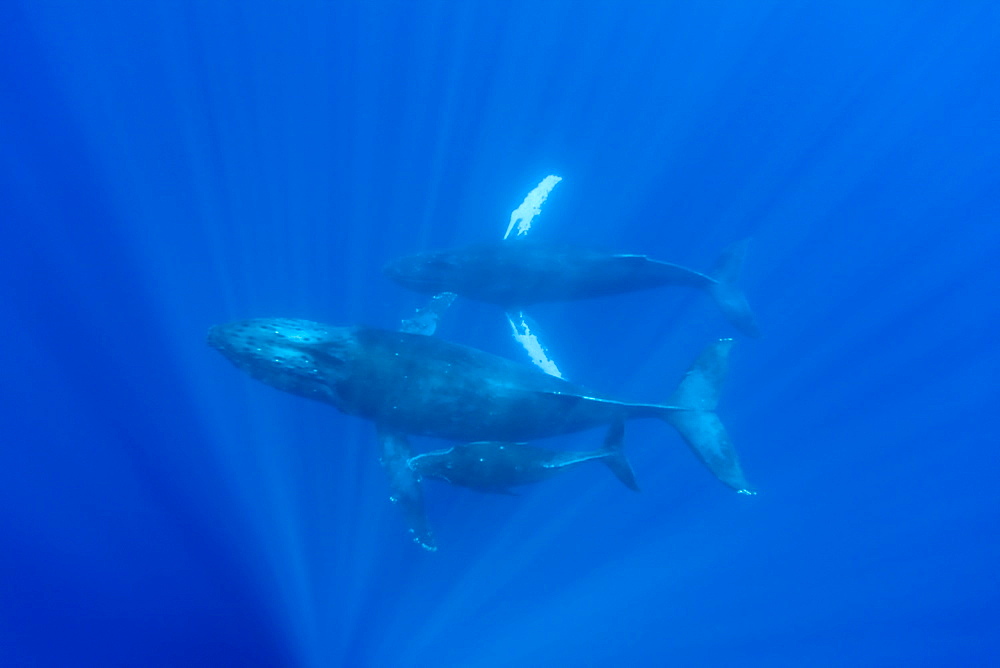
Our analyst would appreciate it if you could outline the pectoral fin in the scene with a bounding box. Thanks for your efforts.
[400,292,457,336]
[377,428,436,551]
[506,310,563,378]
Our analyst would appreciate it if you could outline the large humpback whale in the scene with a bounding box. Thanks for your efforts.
[207,318,752,546]
[384,239,760,337]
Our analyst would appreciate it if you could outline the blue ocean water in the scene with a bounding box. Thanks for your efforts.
[2,2,998,665]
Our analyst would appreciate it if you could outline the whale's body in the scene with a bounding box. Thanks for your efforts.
[384,240,760,336]
[409,421,639,494]
[208,318,751,547]
[211,319,653,440]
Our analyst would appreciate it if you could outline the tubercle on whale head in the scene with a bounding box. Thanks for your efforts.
[206,318,354,405]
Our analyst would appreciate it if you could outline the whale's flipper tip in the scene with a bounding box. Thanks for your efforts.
[413,532,438,552]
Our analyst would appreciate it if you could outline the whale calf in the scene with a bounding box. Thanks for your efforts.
[208,318,752,546]
[384,239,760,337]
[409,421,638,494]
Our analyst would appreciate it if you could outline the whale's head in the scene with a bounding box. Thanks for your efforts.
[207,318,355,405]
[383,249,464,295]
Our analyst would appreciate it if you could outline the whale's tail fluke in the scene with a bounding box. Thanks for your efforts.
[598,420,640,491]
[662,339,754,494]
[708,239,760,338]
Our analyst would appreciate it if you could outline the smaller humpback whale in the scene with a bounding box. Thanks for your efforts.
[384,239,760,337]
[409,421,638,494]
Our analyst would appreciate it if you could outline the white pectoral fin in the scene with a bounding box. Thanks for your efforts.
[501,177,565,375]
[504,175,563,239]
[506,310,563,378]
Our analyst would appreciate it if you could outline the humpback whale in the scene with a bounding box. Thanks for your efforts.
[409,421,639,494]
[207,318,752,546]
[384,239,760,337]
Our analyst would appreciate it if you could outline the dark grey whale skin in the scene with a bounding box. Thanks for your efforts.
[409,421,639,494]
[384,239,759,337]
[206,318,751,493]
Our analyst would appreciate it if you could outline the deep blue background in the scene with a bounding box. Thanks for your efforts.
[2,2,998,666]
